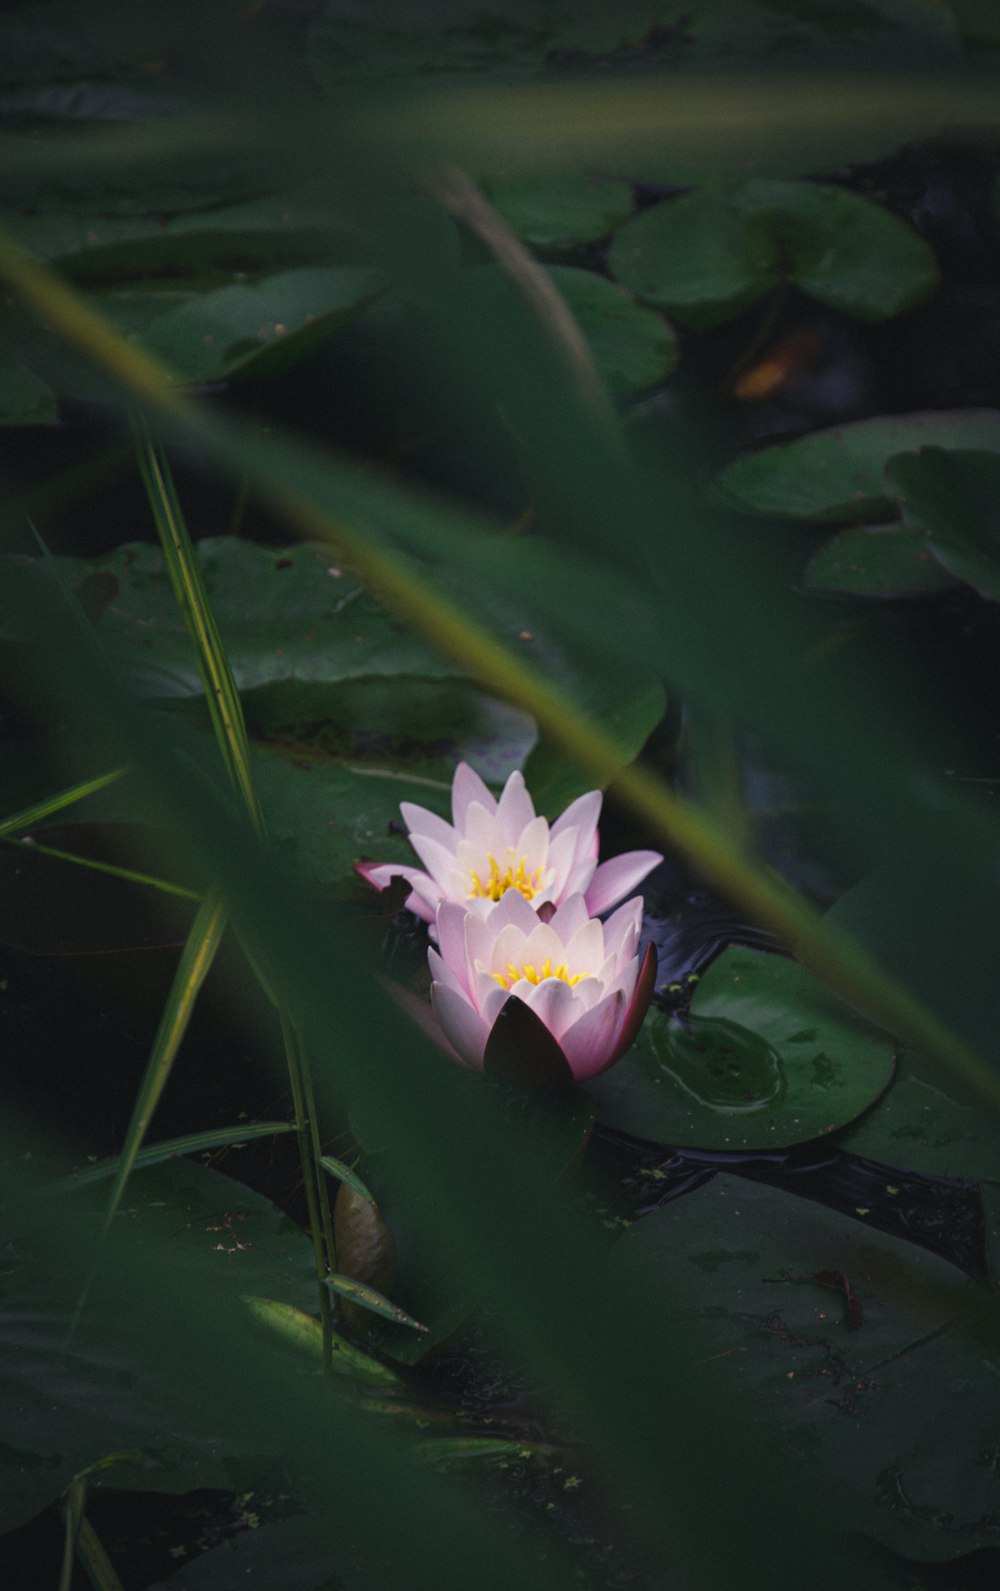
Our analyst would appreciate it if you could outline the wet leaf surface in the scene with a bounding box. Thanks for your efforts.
[590,946,894,1151]
[889,447,1000,602]
[617,1175,1000,1561]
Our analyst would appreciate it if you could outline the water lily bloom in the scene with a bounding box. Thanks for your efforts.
[428,889,656,1084]
[355,762,661,930]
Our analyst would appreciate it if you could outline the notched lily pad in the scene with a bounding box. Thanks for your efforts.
[589,946,894,1150]
[608,178,938,329]
[714,410,1000,524]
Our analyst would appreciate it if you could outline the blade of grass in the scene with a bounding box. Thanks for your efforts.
[54,1121,296,1189]
[1,834,200,901]
[101,890,227,1237]
[0,768,128,838]
[324,1273,429,1333]
[319,1155,375,1205]
[1,228,998,1118]
[131,422,339,1357]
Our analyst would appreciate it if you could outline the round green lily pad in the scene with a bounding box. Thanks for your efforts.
[608,178,939,329]
[545,264,679,395]
[482,172,634,248]
[589,946,895,1150]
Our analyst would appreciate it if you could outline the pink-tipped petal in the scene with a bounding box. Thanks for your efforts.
[559,989,627,1082]
[546,892,590,942]
[550,789,601,855]
[600,896,645,957]
[601,942,657,1075]
[430,983,491,1069]
[584,850,663,917]
[399,803,457,852]
[354,861,436,921]
[407,830,464,888]
[523,976,580,1041]
[436,903,473,986]
[495,770,535,843]
[452,762,495,827]
[427,947,466,999]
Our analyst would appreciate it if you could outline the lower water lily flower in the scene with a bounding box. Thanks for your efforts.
[355,761,662,931]
[428,889,657,1087]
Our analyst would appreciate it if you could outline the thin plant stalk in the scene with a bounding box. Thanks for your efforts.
[132,424,339,1363]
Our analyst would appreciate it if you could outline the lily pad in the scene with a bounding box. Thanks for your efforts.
[589,946,894,1150]
[472,263,679,398]
[804,522,957,597]
[835,1053,1000,1183]
[714,410,1000,523]
[608,179,939,330]
[482,172,634,248]
[0,1159,317,1533]
[888,447,1000,602]
[136,266,381,386]
[617,1174,999,1562]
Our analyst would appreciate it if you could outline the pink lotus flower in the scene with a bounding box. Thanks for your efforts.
[428,889,656,1085]
[355,762,661,930]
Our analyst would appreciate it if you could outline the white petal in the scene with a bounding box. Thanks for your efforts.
[546,893,590,942]
[563,918,605,973]
[452,762,495,828]
[566,973,606,1012]
[408,831,468,892]
[463,800,498,854]
[400,803,457,853]
[486,888,540,936]
[523,977,581,1041]
[517,814,550,874]
[520,923,564,968]
[545,827,580,896]
[430,983,490,1069]
[478,978,510,1026]
[495,770,535,844]
[489,921,531,972]
[584,851,662,917]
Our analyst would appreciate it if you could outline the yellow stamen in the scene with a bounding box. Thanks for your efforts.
[469,851,541,903]
[490,957,584,991]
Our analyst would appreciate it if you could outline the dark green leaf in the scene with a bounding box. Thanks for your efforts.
[546,265,679,395]
[888,447,1000,602]
[608,179,939,328]
[590,947,894,1150]
[804,521,957,597]
[136,266,381,386]
[714,410,1000,523]
[0,362,57,424]
[835,1055,1000,1182]
[0,1160,318,1532]
[482,172,634,248]
[617,1175,995,1561]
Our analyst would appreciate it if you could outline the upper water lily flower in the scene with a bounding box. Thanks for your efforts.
[355,762,661,930]
[428,889,657,1086]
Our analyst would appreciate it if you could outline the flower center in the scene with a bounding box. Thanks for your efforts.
[490,957,584,991]
[469,851,541,903]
